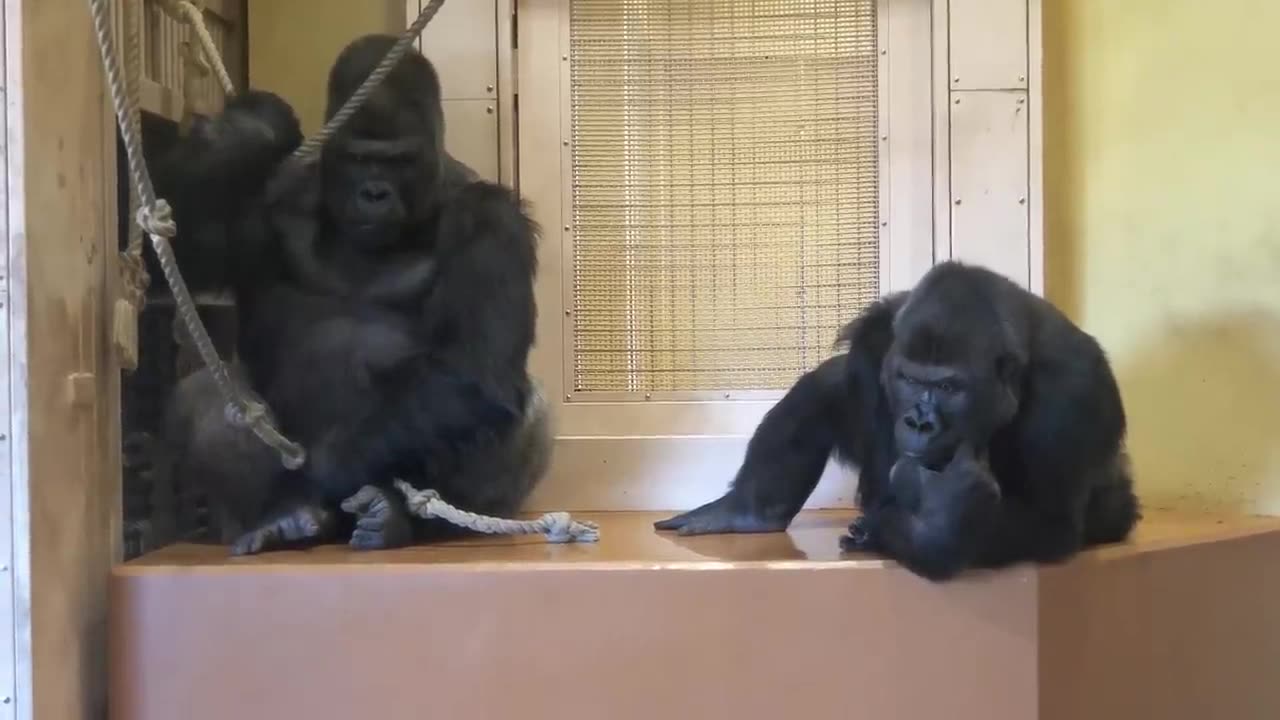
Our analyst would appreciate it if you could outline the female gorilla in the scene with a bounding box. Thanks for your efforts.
[155,35,549,555]
[657,261,1140,581]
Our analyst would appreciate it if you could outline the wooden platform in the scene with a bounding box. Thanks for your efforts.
[110,511,1280,720]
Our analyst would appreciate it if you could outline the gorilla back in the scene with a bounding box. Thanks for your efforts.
[656,261,1140,581]
[153,34,548,554]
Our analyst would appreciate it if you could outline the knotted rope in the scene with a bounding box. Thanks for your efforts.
[394,480,601,544]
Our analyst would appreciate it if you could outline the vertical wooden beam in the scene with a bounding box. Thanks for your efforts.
[938,0,1044,293]
[4,0,120,718]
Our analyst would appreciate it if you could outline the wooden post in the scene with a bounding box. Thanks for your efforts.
[2,0,121,718]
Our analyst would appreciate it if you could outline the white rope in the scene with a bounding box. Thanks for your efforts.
[88,0,308,469]
[291,0,447,162]
[393,480,601,544]
[158,0,236,96]
[87,0,451,469]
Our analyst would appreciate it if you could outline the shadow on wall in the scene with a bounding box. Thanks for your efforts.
[1041,0,1082,321]
[1115,311,1280,515]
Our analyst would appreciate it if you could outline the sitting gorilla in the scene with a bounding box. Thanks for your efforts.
[153,34,550,555]
[656,261,1140,581]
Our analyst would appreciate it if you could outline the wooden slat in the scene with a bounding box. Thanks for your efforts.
[4,0,121,717]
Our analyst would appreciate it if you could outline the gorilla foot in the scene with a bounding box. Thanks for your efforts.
[839,514,879,553]
[230,503,337,556]
[341,485,414,550]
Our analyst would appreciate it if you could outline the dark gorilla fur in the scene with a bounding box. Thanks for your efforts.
[656,261,1140,581]
[152,35,550,555]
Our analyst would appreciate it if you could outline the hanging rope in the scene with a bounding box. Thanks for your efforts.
[88,0,448,470]
[391,480,601,544]
[86,0,602,544]
[88,0,307,468]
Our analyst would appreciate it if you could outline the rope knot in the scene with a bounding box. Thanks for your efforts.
[224,399,266,428]
[404,486,441,517]
[539,512,601,544]
[137,200,177,238]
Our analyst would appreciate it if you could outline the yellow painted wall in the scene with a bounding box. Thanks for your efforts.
[1044,0,1280,513]
[247,0,404,134]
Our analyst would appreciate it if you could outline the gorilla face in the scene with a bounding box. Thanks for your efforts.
[884,354,973,469]
[323,135,435,249]
[882,345,1022,470]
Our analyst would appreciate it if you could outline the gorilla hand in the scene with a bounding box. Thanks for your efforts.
[653,493,791,536]
[841,444,1001,576]
[230,503,338,556]
[341,485,414,550]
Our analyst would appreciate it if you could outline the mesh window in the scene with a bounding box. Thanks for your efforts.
[568,0,881,394]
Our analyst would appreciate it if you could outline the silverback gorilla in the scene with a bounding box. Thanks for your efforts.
[657,261,1140,581]
[155,35,550,555]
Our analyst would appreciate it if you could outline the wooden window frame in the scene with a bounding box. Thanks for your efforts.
[506,0,1044,511]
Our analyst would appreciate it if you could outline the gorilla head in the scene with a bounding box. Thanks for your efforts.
[881,265,1028,469]
[320,34,447,249]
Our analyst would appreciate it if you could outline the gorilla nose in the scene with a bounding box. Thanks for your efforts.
[903,407,938,436]
[358,181,393,207]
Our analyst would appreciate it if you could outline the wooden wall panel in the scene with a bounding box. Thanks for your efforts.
[4,0,120,718]
[948,90,1031,287]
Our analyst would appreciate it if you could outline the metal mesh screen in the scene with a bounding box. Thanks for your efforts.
[568,0,881,394]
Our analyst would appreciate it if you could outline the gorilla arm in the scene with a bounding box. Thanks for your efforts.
[655,294,906,535]
[148,91,303,294]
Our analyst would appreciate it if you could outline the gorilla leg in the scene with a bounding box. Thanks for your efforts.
[165,366,340,554]
[1083,452,1141,545]
[165,366,280,542]
[341,381,553,548]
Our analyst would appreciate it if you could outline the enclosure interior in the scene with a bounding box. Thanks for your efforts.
[118,0,959,557]
[118,0,246,558]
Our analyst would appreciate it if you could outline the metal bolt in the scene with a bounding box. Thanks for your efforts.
[563,225,571,232]
[954,198,962,205]
[487,84,495,92]
[562,54,568,61]
[645,393,652,400]
[1017,97,1026,105]
[954,98,961,104]
[953,76,960,83]
[1018,196,1027,205]
[486,106,494,114]
[564,309,571,316]
[1018,75,1026,82]
[565,394,571,401]
[3,697,10,705]
[880,48,886,55]
[880,134,888,141]
[563,140,570,146]
[0,565,8,572]
[880,220,888,227]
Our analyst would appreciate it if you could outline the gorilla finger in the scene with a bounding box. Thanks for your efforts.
[350,529,389,551]
[340,485,382,514]
[839,533,869,553]
[653,512,693,531]
[231,528,270,556]
[356,513,389,531]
